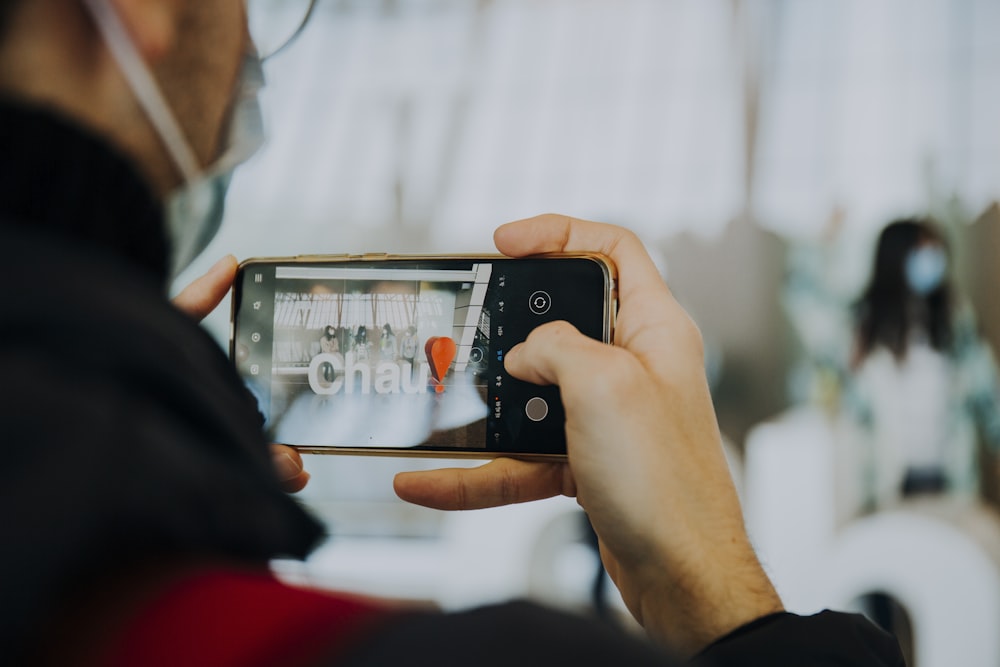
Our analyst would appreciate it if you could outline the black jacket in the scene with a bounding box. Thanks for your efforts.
[0,100,904,666]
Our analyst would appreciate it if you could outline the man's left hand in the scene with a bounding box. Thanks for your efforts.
[172,255,310,493]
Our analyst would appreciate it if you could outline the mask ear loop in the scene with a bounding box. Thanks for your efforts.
[82,0,202,183]
[209,49,267,176]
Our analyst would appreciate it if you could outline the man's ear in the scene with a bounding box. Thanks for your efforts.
[106,0,182,61]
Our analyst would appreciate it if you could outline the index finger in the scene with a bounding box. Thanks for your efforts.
[493,214,673,312]
[494,215,699,369]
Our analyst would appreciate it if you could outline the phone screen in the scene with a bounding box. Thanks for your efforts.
[231,256,615,457]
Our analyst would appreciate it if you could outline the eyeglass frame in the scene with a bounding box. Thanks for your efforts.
[251,0,319,61]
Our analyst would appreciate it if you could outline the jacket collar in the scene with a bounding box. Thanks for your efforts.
[0,97,169,285]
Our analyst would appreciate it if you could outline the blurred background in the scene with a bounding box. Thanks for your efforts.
[176,2,1000,664]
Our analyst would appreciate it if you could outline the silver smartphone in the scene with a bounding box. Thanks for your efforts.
[230,253,617,459]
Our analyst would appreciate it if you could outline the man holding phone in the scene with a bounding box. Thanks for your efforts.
[0,0,902,664]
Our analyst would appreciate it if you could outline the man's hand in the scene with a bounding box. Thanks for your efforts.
[394,215,782,655]
[172,255,310,493]
[171,255,240,322]
[272,446,310,493]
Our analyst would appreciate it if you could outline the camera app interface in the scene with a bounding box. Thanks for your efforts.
[234,258,609,454]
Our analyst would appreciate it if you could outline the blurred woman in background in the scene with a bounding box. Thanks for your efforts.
[849,218,1000,509]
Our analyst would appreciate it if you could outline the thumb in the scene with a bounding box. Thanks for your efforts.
[504,320,622,389]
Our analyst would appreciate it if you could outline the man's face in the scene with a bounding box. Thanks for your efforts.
[150,0,248,177]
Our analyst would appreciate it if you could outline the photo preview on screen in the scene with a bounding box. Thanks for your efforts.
[267,263,493,449]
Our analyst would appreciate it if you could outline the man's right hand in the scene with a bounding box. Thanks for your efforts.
[394,215,783,655]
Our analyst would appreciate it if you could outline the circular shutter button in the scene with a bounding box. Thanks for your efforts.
[525,397,549,422]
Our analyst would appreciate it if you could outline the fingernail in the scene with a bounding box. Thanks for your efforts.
[273,452,302,479]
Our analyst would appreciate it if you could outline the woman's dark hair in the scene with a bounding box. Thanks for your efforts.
[854,218,953,364]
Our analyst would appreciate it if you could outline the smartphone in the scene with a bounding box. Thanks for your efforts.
[230,253,617,459]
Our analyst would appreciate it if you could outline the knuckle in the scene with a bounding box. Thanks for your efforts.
[610,226,642,255]
[497,464,519,504]
[678,314,705,357]
[616,226,641,246]
[454,473,470,510]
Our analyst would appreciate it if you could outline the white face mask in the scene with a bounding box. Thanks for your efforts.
[82,0,266,278]
[904,245,948,296]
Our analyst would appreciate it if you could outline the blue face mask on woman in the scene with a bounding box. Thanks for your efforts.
[904,245,948,296]
[83,0,266,280]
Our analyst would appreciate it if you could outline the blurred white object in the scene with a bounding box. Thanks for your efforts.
[194,0,746,270]
[274,494,627,615]
[753,0,1000,238]
[744,408,838,606]
[821,504,1000,667]
[745,407,1000,667]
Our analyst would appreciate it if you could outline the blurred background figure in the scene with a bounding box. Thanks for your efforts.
[319,324,341,382]
[784,215,1000,517]
[774,213,1000,665]
[380,323,398,361]
[353,324,371,362]
[850,219,1000,510]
